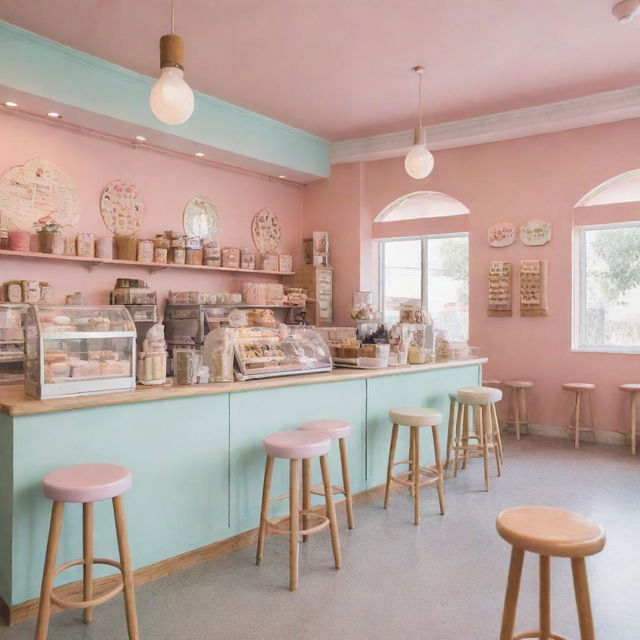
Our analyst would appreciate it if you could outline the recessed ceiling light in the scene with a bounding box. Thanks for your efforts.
[47,112,61,118]
[278,175,286,179]
[4,101,18,108]
[194,152,205,157]
[135,135,146,142]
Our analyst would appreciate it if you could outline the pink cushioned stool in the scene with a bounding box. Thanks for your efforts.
[35,463,139,640]
[298,419,355,531]
[256,430,341,592]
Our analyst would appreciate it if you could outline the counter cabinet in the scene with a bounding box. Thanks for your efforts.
[0,359,484,620]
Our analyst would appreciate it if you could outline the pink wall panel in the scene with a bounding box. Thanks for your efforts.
[304,118,640,433]
[0,113,303,307]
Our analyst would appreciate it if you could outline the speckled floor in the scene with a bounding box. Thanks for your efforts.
[2,435,638,640]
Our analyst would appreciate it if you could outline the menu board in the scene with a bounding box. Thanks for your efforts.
[488,261,512,317]
[520,260,549,317]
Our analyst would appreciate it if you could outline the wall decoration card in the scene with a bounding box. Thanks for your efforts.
[488,261,512,316]
[251,208,281,253]
[488,222,516,247]
[183,195,219,242]
[0,157,81,230]
[520,259,549,316]
[520,219,552,246]
[100,179,144,236]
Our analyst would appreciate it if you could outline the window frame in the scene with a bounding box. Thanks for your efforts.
[572,220,640,354]
[378,232,469,324]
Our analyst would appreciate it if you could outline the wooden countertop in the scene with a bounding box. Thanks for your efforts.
[0,358,486,417]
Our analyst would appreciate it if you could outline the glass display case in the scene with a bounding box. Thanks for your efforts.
[0,303,27,385]
[24,305,136,398]
[232,325,332,380]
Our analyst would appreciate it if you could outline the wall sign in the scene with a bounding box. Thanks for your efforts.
[488,222,516,247]
[520,219,552,246]
[100,179,144,236]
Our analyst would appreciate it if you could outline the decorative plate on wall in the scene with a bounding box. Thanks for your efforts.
[520,219,552,246]
[100,179,144,236]
[0,157,81,230]
[183,195,220,242]
[488,222,516,247]
[251,208,281,253]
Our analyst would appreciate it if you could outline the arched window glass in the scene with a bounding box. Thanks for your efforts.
[375,191,469,222]
[576,170,640,207]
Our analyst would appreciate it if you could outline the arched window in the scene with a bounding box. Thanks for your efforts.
[375,191,469,222]
[573,169,640,353]
[575,169,640,207]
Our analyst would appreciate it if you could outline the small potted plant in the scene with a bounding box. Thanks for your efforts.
[34,216,64,255]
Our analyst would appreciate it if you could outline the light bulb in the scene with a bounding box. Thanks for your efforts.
[405,144,434,179]
[150,67,194,125]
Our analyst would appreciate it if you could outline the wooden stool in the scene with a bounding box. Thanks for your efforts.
[619,383,640,454]
[562,383,596,448]
[298,419,355,530]
[451,386,503,491]
[497,506,605,640]
[256,430,341,591]
[384,407,445,525]
[503,380,534,440]
[35,463,139,640]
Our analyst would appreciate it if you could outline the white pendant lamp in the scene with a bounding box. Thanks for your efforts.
[150,0,195,125]
[404,66,434,180]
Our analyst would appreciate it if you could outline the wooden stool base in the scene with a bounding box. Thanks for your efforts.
[512,632,567,640]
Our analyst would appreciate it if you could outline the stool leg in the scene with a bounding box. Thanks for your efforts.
[514,389,521,441]
[338,438,355,529]
[83,502,94,623]
[500,547,525,640]
[35,501,64,640]
[302,457,311,543]
[479,407,490,491]
[445,397,456,470]
[320,454,342,569]
[540,555,551,638]
[412,427,420,525]
[522,389,530,434]
[631,392,637,455]
[256,455,274,565]
[492,403,504,465]
[384,424,399,509]
[485,404,501,477]
[431,425,445,515]
[453,405,464,478]
[408,429,415,497]
[571,557,595,640]
[462,407,472,470]
[575,392,581,449]
[289,458,300,591]
[587,391,596,441]
[113,495,139,640]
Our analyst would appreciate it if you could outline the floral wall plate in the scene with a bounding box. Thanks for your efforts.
[251,209,281,253]
[100,179,144,236]
[0,157,81,230]
[520,219,552,246]
[183,195,220,242]
[488,222,516,247]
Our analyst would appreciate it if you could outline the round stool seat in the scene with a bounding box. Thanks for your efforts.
[263,430,331,459]
[497,506,605,558]
[562,382,595,392]
[43,463,132,503]
[298,419,351,439]
[389,407,442,427]
[503,380,533,389]
[620,383,640,392]
[482,379,502,386]
[457,386,502,405]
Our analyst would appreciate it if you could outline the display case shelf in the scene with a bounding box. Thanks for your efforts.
[0,248,295,276]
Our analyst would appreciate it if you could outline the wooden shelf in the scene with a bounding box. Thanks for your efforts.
[0,249,295,277]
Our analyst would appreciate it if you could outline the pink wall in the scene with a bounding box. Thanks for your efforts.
[304,118,640,433]
[0,112,303,308]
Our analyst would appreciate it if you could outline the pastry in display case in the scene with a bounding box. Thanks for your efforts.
[24,305,136,398]
[0,304,27,385]
[232,325,332,380]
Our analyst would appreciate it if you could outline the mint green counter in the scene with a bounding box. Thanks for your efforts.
[0,360,483,609]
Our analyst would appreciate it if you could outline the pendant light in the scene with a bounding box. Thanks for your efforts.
[150,0,195,125]
[404,66,434,180]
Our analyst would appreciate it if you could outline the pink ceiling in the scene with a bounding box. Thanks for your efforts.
[1,0,639,141]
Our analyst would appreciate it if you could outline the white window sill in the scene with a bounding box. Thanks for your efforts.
[571,347,640,355]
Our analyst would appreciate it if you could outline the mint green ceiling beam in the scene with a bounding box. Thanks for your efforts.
[0,21,330,178]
